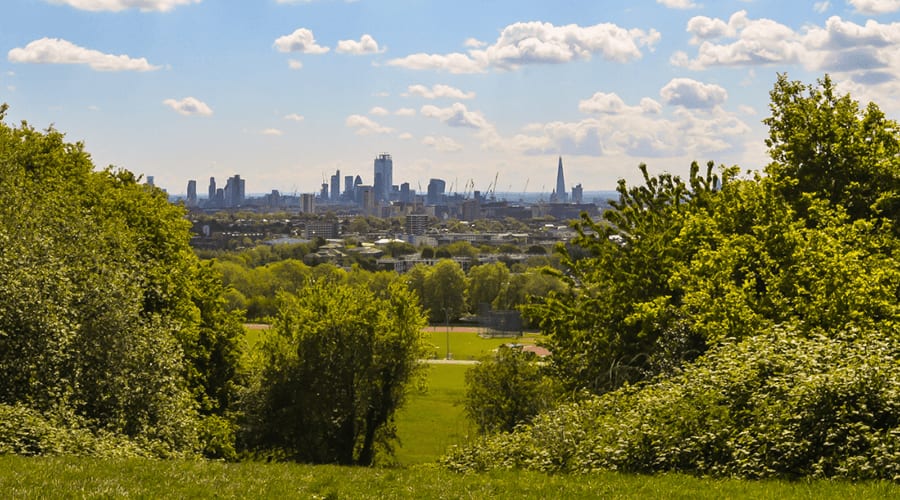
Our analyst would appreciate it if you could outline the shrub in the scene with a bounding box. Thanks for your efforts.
[443,327,900,480]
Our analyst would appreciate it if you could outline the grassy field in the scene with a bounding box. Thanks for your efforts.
[422,327,540,360]
[3,455,898,499]
[394,364,472,465]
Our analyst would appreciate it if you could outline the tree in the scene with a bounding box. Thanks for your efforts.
[422,260,468,323]
[0,106,242,454]
[464,346,560,434]
[244,280,428,465]
[765,73,900,223]
[467,262,510,314]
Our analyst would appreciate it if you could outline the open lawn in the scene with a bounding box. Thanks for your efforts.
[2,455,897,499]
[394,364,472,465]
[422,326,541,360]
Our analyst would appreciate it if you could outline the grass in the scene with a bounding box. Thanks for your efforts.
[423,327,541,360]
[394,364,472,465]
[3,455,898,499]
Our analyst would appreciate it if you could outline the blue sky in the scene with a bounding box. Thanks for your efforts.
[3,0,900,196]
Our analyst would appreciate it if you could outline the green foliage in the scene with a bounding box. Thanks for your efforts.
[241,280,428,465]
[444,327,900,480]
[420,260,468,323]
[765,74,900,223]
[464,346,560,434]
[0,107,242,457]
[467,262,510,313]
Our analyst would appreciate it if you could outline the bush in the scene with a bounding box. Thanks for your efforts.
[443,327,900,479]
[464,346,560,434]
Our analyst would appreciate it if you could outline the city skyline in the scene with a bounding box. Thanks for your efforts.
[4,1,900,195]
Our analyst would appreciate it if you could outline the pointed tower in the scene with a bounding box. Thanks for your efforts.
[555,156,568,203]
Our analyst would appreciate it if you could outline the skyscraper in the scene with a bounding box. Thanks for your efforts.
[374,153,392,203]
[186,180,197,207]
[330,170,340,201]
[427,178,446,205]
[555,156,568,203]
[208,177,216,202]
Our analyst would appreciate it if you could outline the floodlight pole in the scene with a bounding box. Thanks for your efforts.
[444,307,451,360]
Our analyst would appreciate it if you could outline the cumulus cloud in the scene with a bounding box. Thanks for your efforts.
[814,1,831,13]
[8,38,160,71]
[284,113,304,121]
[345,114,393,135]
[261,128,283,136]
[464,38,486,48]
[420,102,491,129]
[163,97,213,116]
[657,0,699,9]
[288,59,303,69]
[369,106,389,116]
[578,92,663,115]
[422,135,463,152]
[404,83,475,99]
[274,28,330,54]
[677,10,900,79]
[335,34,384,55]
[660,78,728,109]
[848,0,900,14]
[387,20,659,73]
[45,0,199,12]
[395,107,416,116]
[386,52,486,74]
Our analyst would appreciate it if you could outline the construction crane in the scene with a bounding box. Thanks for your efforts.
[487,172,499,201]
[521,178,529,202]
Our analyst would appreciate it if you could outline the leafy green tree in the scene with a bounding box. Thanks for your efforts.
[422,260,468,323]
[467,262,510,314]
[0,106,244,454]
[464,346,560,434]
[243,281,428,465]
[765,73,900,223]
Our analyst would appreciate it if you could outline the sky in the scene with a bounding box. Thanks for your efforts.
[3,0,900,196]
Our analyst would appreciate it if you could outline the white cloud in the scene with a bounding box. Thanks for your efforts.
[288,59,303,70]
[397,132,413,140]
[660,78,728,109]
[464,38,486,48]
[335,34,383,55]
[274,28,330,54]
[387,20,660,73]
[345,114,393,135]
[657,0,699,9]
[677,11,805,69]
[848,0,900,14]
[369,106,389,116]
[45,0,199,12]
[405,83,475,99]
[395,107,416,116]
[422,135,463,152]
[8,38,160,72]
[579,92,663,115]
[284,113,304,121]
[386,52,486,74]
[814,1,831,13]
[420,102,491,129]
[261,128,283,136]
[163,97,213,116]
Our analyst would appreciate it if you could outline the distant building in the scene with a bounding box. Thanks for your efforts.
[572,183,583,204]
[306,220,339,239]
[223,174,245,208]
[344,175,354,200]
[186,180,198,207]
[320,183,329,201]
[208,177,216,203]
[552,157,568,203]
[146,175,155,187]
[374,153,392,202]
[406,213,429,235]
[301,193,316,214]
[427,178,446,205]
[330,170,341,201]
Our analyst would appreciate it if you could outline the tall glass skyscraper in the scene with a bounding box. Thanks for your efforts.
[373,153,392,203]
